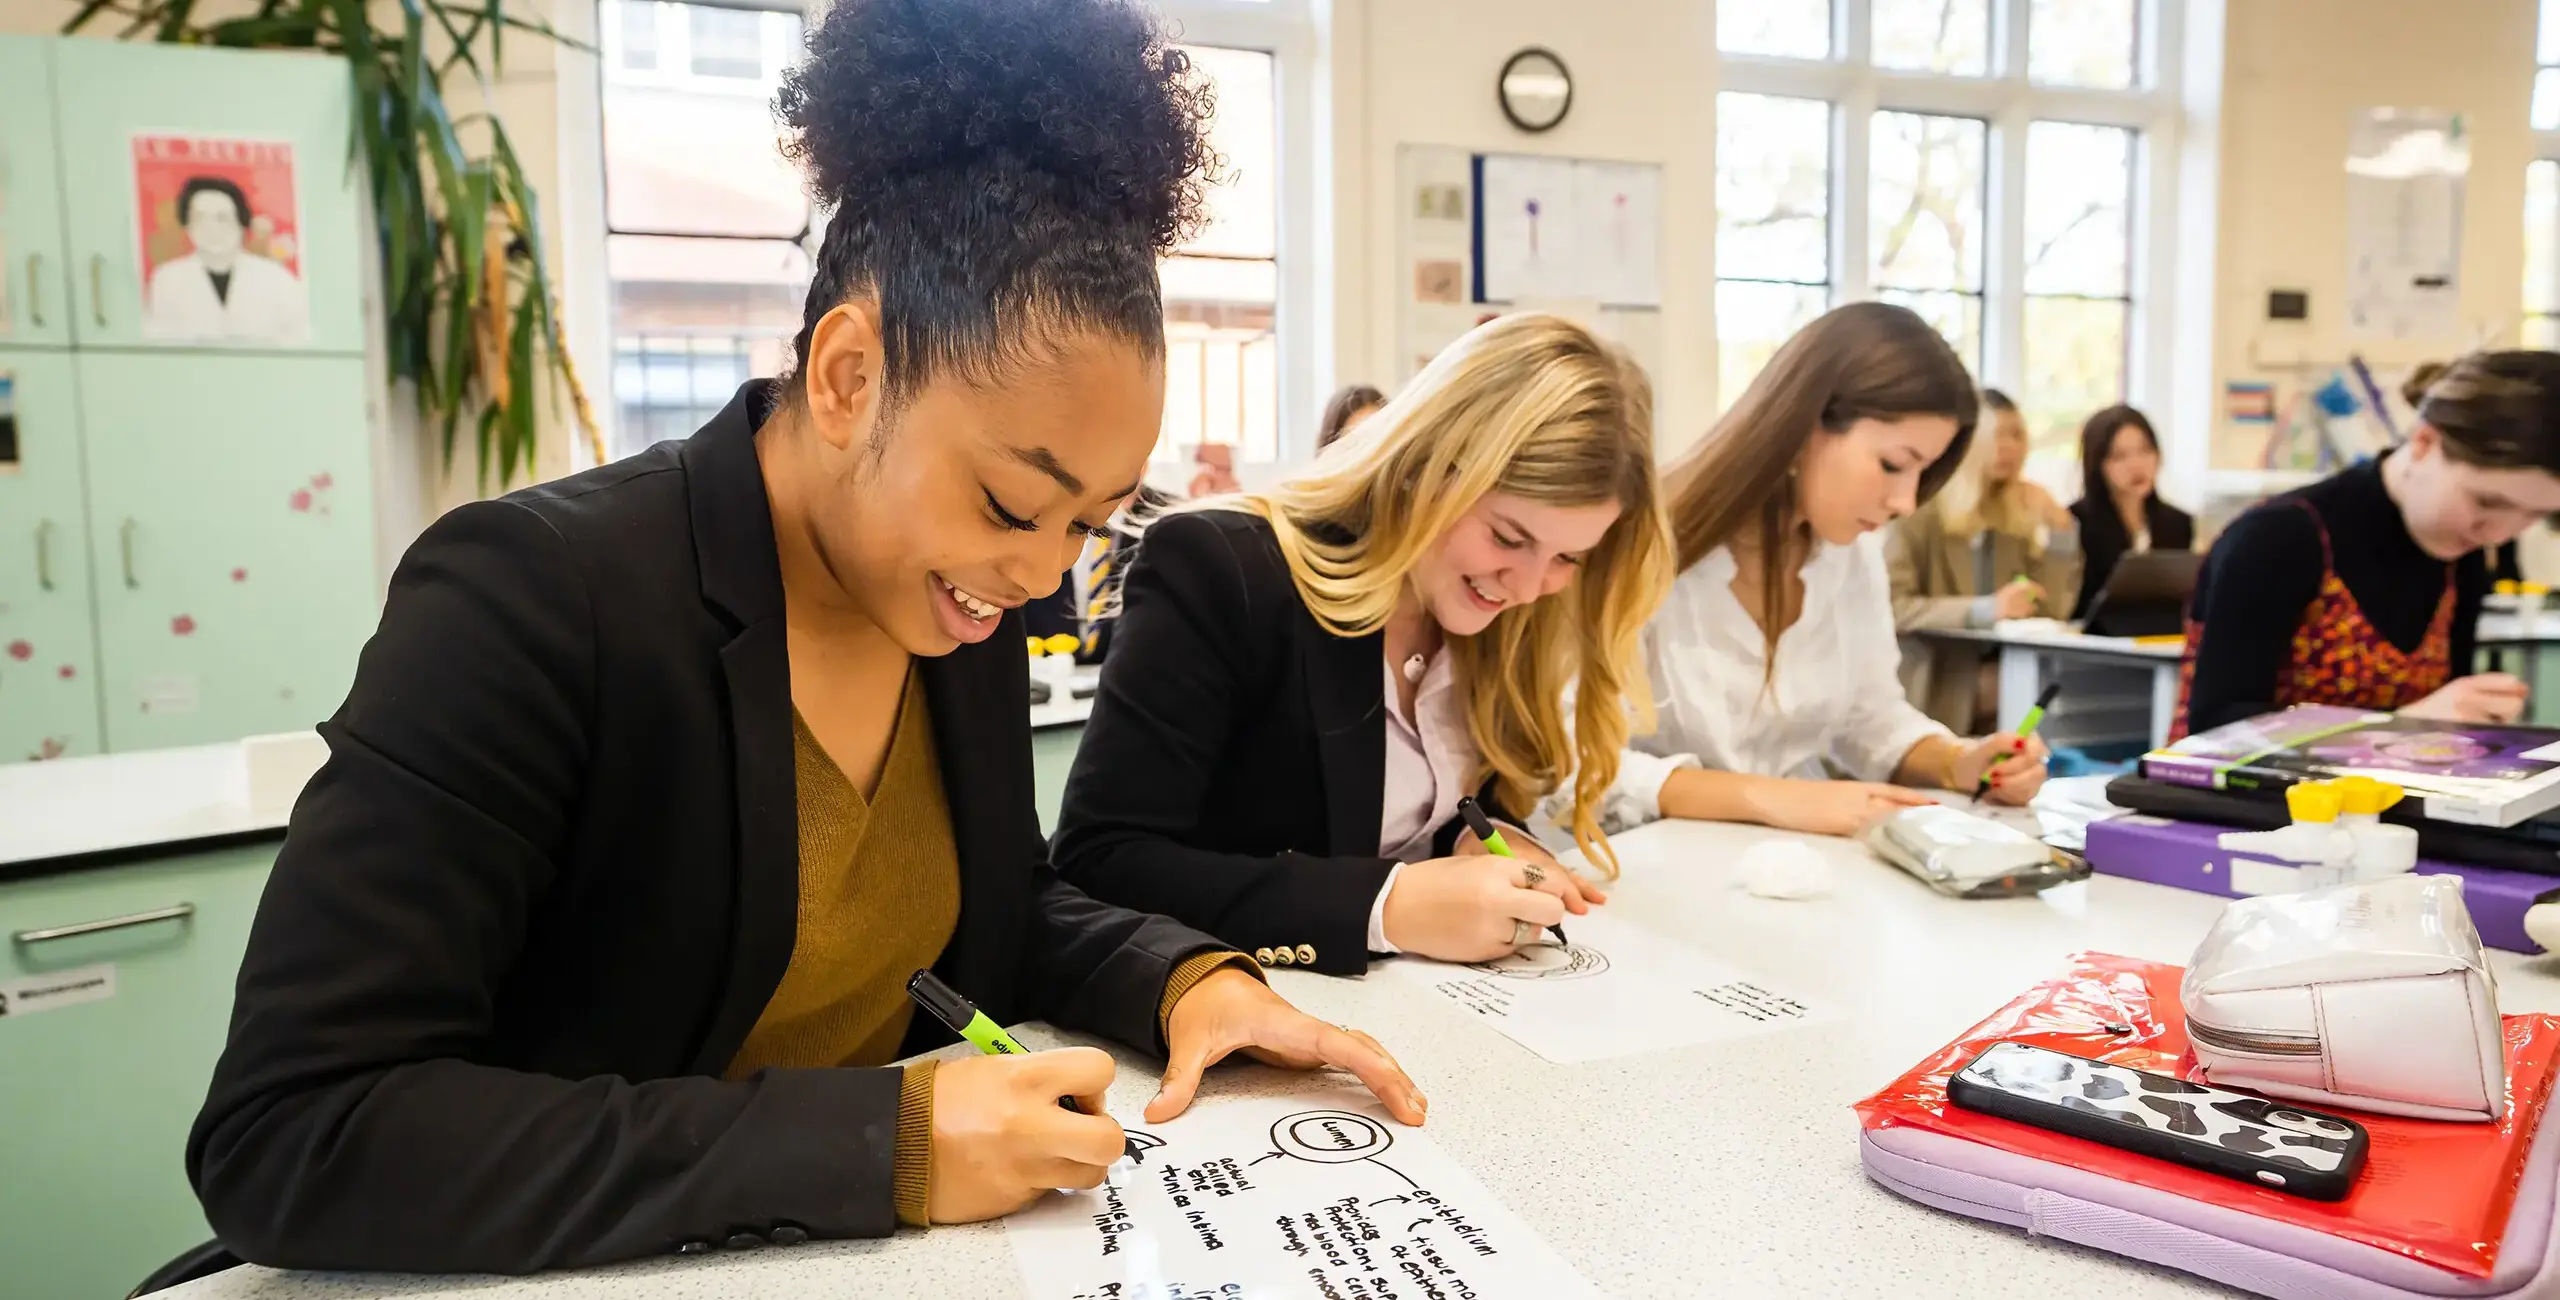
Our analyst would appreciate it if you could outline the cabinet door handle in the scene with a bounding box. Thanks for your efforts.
[119,518,139,589]
[24,254,42,329]
[90,254,106,328]
[13,902,195,946]
[35,519,55,592]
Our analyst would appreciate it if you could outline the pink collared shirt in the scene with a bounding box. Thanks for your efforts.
[1368,647,1478,952]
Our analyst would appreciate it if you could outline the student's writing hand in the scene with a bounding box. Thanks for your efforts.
[1952,733,2051,806]
[1148,968,1426,1126]
[1746,778,1934,837]
[1380,855,1571,961]
[1454,824,1607,908]
[2404,672,2531,724]
[927,1047,1124,1224]
[1993,579,2044,621]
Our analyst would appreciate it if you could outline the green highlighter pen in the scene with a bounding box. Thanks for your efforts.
[906,969,1140,1159]
[1974,680,2062,804]
[1456,795,1565,948]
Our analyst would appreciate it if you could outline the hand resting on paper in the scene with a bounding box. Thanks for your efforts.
[1149,968,1427,1126]
[2401,672,2530,724]
[1382,852,1595,962]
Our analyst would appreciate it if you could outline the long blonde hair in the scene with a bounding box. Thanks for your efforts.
[1199,313,1672,875]
[1931,388,2035,538]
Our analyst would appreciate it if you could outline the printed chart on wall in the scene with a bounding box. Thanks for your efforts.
[1382,909,1829,1064]
[1005,1090,1602,1300]
[132,134,311,347]
[2343,108,2466,344]
[1474,153,1661,307]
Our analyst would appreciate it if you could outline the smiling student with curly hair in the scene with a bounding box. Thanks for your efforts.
[185,0,1423,1276]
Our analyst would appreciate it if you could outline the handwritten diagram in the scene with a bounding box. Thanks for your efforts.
[1387,909,1828,1064]
[1005,1093,1599,1300]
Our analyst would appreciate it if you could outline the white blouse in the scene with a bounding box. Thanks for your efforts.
[1602,536,1949,830]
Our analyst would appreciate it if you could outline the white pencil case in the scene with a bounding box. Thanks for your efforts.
[2184,874,2508,1122]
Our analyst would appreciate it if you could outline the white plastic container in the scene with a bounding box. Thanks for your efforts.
[2331,775,2421,881]
[2216,782,2355,891]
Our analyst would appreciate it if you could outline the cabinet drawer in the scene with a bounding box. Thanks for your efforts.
[0,844,276,1300]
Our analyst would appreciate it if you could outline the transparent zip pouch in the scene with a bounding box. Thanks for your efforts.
[1860,803,2091,898]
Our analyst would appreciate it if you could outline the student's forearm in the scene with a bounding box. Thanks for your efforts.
[1893,734,1963,792]
[1656,766,1785,825]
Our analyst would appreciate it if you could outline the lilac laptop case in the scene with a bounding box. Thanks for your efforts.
[1861,1111,2560,1299]
[2082,813,2556,956]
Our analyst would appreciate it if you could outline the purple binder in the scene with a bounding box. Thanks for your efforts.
[2083,813,2557,956]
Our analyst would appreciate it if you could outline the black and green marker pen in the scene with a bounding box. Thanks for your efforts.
[1456,795,1565,948]
[905,969,1139,1160]
[1973,681,2061,804]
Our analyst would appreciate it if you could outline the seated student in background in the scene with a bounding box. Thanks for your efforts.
[2068,404,2195,620]
[1316,383,1387,453]
[2174,350,2560,737]
[185,0,1422,1276]
[1052,313,1672,973]
[1886,388,2083,731]
[1596,303,2050,841]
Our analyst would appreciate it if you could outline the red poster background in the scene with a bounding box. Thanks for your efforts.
[131,135,302,276]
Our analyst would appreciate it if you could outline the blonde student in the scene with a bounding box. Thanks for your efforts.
[1886,388,2082,731]
[1053,313,1673,970]
[1601,302,2050,840]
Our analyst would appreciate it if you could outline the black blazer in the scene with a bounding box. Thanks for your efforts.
[1050,510,1516,977]
[2069,493,2197,619]
[188,383,1229,1275]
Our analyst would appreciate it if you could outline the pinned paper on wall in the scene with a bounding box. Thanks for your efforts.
[0,372,18,472]
[1382,909,1829,1063]
[1475,153,1664,307]
[1004,1091,1603,1300]
[2343,109,2467,343]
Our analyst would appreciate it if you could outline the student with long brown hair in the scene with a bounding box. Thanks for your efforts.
[1593,303,2049,838]
[2066,404,2194,619]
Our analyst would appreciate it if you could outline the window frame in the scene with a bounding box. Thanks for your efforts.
[1712,0,2187,462]
[575,0,1316,467]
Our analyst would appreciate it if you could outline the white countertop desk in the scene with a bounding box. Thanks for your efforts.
[160,817,2560,1300]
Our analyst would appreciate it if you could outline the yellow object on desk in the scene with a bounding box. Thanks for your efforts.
[2131,634,2185,646]
[1027,634,1080,657]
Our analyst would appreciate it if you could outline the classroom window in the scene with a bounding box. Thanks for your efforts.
[2528,161,2560,350]
[1718,0,1832,61]
[2020,122,2135,455]
[1871,111,1988,374]
[2028,0,2141,89]
[618,0,660,72]
[1713,93,1833,410]
[2539,0,2560,131]
[1711,0,2168,465]
[598,0,812,458]
[1872,0,1990,77]
[1159,45,1280,465]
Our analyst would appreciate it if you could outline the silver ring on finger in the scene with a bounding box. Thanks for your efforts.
[1510,918,1538,947]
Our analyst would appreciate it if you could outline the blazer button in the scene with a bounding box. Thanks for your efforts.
[1295,944,1317,965]
[771,1224,809,1246]
[725,1232,765,1250]
[1254,948,1276,966]
[675,1240,714,1256]
[1271,947,1297,966]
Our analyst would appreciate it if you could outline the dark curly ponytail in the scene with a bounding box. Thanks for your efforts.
[775,0,1215,409]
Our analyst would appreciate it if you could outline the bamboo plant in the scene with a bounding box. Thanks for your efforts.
[66,0,604,486]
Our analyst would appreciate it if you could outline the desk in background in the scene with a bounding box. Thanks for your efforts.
[154,816,2560,1300]
[1915,615,2560,750]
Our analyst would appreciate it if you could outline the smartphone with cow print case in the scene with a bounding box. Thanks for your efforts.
[1948,1041,2369,1201]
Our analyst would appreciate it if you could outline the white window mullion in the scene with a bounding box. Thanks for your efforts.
[1837,79,1876,305]
[1985,106,2030,395]
[1840,0,1871,68]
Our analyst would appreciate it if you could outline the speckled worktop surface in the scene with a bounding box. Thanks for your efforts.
[158,818,2560,1299]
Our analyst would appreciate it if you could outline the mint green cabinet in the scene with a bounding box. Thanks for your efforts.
[1,36,385,765]
[0,37,73,349]
[80,352,375,750]
[0,349,105,761]
[0,843,277,1300]
[47,40,365,355]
